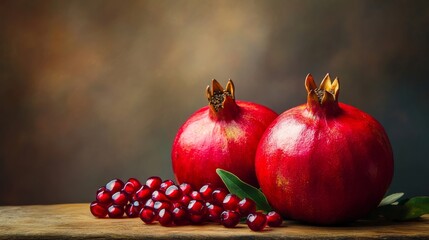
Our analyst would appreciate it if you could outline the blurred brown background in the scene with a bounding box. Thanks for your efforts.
[0,0,428,205]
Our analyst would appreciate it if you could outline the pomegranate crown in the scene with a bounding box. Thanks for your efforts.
[206,79,236,113]
[305,73,340,106]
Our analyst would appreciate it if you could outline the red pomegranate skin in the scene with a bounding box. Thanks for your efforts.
[172,80,278,189]
[255,74,394,225]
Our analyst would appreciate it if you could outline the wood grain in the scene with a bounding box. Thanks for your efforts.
[0,203,428,239]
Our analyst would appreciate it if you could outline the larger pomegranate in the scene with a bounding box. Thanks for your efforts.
[255,74,394,225]
[172,79,278,189]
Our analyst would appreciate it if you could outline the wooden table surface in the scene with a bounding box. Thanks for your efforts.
[0,203,428,239]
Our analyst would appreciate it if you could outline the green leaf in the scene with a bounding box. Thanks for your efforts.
[372,196,429,221]
[378,192,404,207]
[216,168,272,212]
[399,196,429,220]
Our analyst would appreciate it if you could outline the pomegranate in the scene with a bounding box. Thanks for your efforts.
[255,74,394,225]
[171,79,278,188]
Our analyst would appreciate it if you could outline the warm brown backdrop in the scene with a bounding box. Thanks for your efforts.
[0,0,428,205]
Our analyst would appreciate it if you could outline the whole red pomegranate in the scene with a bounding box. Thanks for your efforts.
[255,74,394,225]
[172,79,278,189]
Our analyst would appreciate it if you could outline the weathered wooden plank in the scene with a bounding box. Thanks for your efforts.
[0,203,428,239]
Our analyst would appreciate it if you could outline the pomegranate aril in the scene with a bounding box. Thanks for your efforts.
[112,191,129,206]
[90,201,108,218]
[220,210,240,228]
[96,189,112,204]
[106,178,124,193]
[190,190,203,200]
[125,201,142,218]
[107,205,124,218]
[151,190,169,202]
[96,186,107,195]
[123,179,140,195]
[187,200,206,215]
[179,183,193,195]
[144,198,155,208]
[127,178,142,189]
[247,212,267,231]
[212,188,228,205]
[199,184,214,200]
[159,179,175,192]
[207,203,223,222]
[139,207,157,224]
[134,185,152,201]
[222,194,241,211]
[180,195,192,206]
[145,176,162,190]
[172,207,189,225]
[238,198,256,215]
[266,211,283,227]
[165,185,182,201]
[123,183,134,195]
[158,208,173,226]
[153,201,172,213]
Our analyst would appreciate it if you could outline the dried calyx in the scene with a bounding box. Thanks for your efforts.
[305,73,340,113]
[206,79,238,116]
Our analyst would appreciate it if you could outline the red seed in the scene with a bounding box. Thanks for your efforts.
[199,184,214,200]
[220,210,240,228]
[112,191,129,206]
[125,201,142,218]
[246,212,267,231]
[165,185,183,201]
[151,190,169,202]
[134,185,152,202]
[96,186,107,195]
[207,203,223,223]
[139,207,156,224]
[90,201,108,218]
[179,183,193,195]
[127,178,142,189]
[172,207,189,225]
[159,179,175,192]
[212,188,228,205]
[153,201,172,213]
[144,198,155,208]
[107,205,124,218]
[187,200,206,215]
[190,190,203,201]
[96,189,112,204]
[222,194,240,211]
[105,179,124,193]
[238,198,256,215]
[180,195,192,206]
[145,176,162,190]
[158,209,173,226]
[266,211,283,227]
[123,178,142,195]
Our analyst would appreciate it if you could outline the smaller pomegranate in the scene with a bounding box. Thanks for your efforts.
[256,74,394,225]
[171,79,278,188]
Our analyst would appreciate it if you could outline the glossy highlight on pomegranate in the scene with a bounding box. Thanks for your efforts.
[255,74,394,225]
[172,79,278,188]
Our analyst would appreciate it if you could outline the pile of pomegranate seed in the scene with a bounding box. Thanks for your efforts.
[90,177,283,231]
